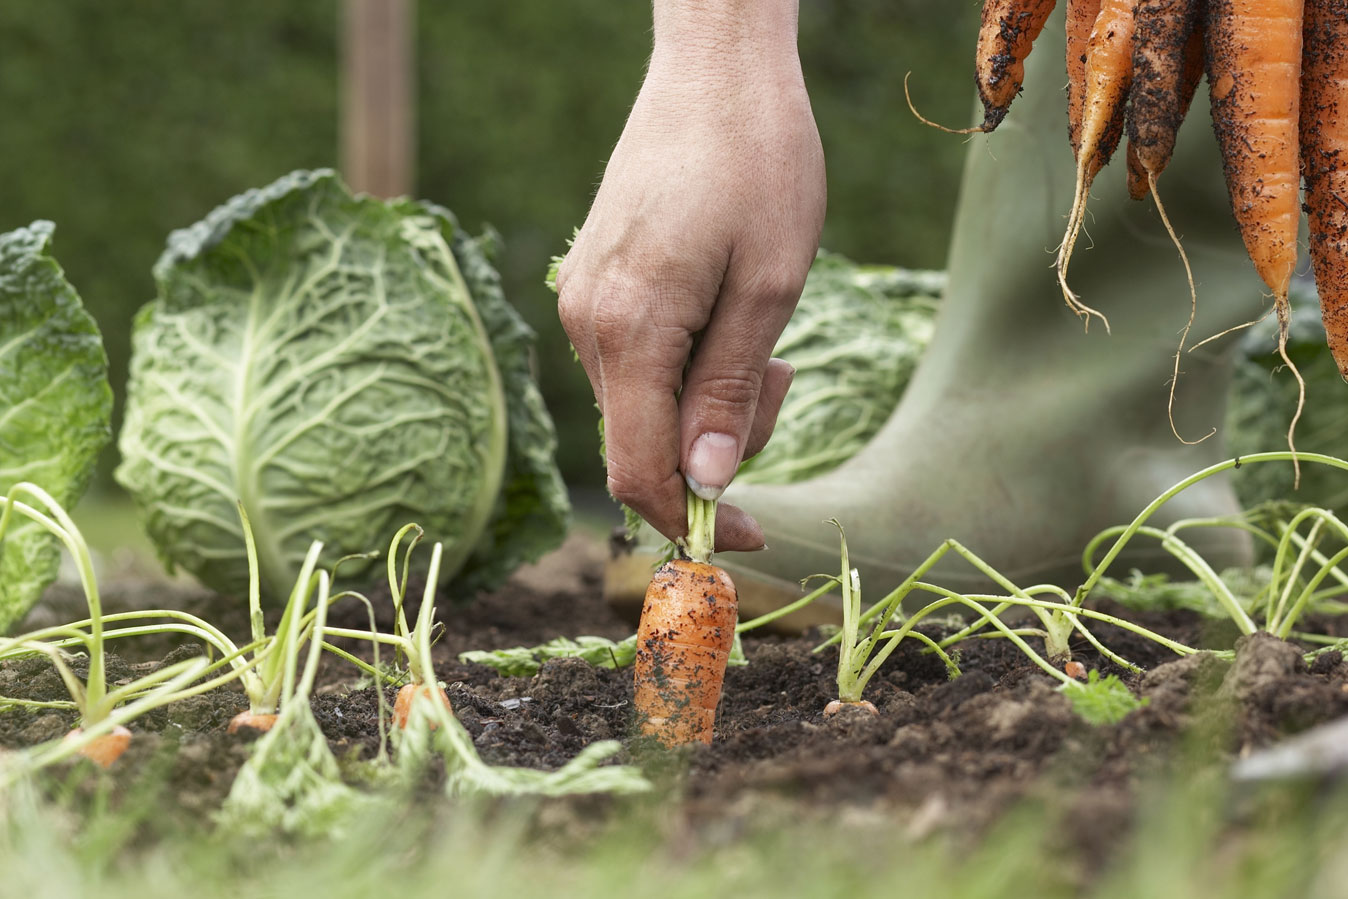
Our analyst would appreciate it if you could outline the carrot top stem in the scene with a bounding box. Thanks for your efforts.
[678,490,717,564]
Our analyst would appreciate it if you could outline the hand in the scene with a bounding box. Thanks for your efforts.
[556,6,825,551]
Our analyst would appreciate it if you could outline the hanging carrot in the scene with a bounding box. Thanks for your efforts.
[1126,0,1212,443]
[1067,0,1106,154]
[1127,0,1206,197]
[977,0,1060,130]
[1058,0,1138,327]
[1208,0,1305,463]
[1300,0,1348,379]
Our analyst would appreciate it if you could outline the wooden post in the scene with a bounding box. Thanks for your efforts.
[341,0,415,198]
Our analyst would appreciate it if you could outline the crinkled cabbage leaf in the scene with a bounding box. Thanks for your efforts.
[736,250,942,484]
[117,170,568,598]
[0,222,112,632]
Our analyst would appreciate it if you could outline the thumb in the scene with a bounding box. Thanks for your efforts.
[679,270,801,499]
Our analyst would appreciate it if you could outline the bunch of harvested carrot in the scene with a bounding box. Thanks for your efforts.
[632,490,738,746]
[918,0,1348,462]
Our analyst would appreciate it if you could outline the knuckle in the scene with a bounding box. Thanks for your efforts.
[696,370,763,413]
[605,469,656,509]
[556,290,587,339]
[591,287,641,354]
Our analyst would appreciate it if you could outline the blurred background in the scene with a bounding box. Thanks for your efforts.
[0,0,979,493]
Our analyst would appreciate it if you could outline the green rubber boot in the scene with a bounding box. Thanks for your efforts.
[608,17,1263,627]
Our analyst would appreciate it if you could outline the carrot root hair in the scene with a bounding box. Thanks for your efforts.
[1150,173,1215,445]
[1275,296,1305,489]
[903,72,987,135]
[1055,161,1113,333]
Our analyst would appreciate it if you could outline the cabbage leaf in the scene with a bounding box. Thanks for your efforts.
[0,222,112,632]
[736,250,942,484]
[117,170,568,598]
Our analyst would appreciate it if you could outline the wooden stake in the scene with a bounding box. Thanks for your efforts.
[341,0,415,198]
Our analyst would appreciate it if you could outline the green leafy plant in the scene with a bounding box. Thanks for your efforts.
[0,483,258,774]
[325,524,649,797]
[116,169,568,602]
[0,222,111,634]
[217,541,383,837]
[461,635,638,677]
[1067,670,1148,726]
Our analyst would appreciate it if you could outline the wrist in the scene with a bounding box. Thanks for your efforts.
[652,0,800,65]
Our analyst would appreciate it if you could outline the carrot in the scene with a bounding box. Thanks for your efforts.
[977,0,1060,130]
[392,682,453,730]
[1065,660,1088,679]
[227,711,280,735]
[1127,0,1206,192]
[823,699,878,717]
[907,0,1057,134]
[633,559,738,746]
[1207,0,1305,468]
[1127,0,1213,444]
[1067,0,1106,155]
[1057,0,1138,328]
[1300,0,1348,379]
[64,725,132,769]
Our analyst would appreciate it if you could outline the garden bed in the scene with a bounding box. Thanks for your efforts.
[3,530,1347,878]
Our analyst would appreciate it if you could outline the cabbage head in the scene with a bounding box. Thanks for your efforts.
[116,170,568,599]
[735,250,942,484]
[0,222,111,632]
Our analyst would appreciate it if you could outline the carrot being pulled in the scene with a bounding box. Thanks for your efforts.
[633,492,737,746]
[1058,0,1137,329]
[1300,0,1348,379]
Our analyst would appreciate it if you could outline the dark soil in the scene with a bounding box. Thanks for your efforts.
[4,536,1348,869]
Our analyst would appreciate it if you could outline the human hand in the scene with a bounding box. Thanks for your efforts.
[556,3,825,551]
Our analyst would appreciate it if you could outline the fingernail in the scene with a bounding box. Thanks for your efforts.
[684,432,739,500]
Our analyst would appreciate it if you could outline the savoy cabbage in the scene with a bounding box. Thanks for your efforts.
[116,170,568,598]
[0,222,112,633]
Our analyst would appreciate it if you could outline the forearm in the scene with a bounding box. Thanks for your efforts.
[652,0,800,66]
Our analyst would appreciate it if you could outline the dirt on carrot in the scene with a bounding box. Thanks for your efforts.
[1300,0,1348,379]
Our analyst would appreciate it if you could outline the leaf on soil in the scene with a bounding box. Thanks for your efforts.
[460,634,637,677]
[1066,670,1148,726]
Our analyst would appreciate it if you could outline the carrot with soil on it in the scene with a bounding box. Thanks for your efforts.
[1207,0,1306,475]
[1126,1,1206,200]
[633,491,738,746]
[1057,0,1138,329]
[906,0,1057,133]
[1300,0,1348,381]
[1067,0,1106,155]
[1126,0,1214,444]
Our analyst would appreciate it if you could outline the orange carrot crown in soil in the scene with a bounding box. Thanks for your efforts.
[632,491,738,747]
